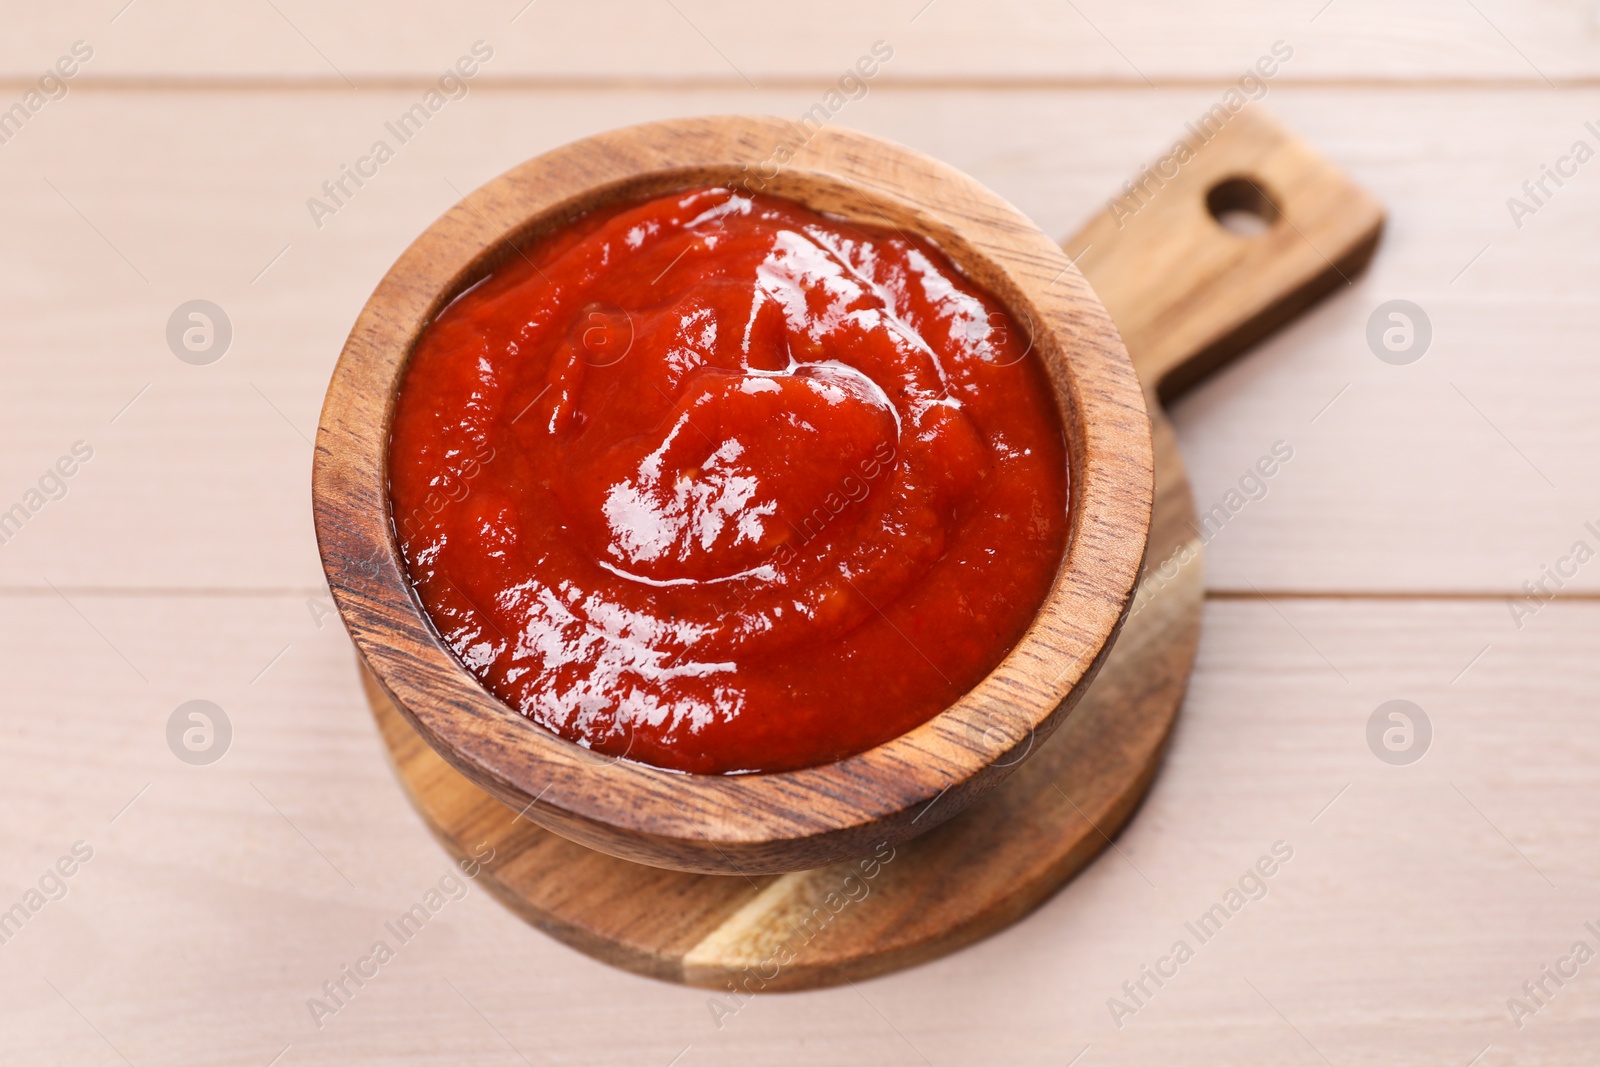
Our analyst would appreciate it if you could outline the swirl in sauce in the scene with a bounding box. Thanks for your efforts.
[389,187,1068,774]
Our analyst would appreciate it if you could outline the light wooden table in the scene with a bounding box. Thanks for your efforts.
[2,3,1597,1064]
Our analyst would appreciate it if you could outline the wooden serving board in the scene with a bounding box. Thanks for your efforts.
[362,108,1383,991]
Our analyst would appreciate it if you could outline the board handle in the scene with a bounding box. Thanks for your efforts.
[1064,107,1385,404]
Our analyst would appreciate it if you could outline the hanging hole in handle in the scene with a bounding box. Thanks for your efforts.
[1206,176,1280,237]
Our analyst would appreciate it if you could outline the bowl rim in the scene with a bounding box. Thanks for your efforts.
[312,114,1153,873]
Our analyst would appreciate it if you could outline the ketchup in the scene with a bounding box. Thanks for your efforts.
[389,187,1068,774]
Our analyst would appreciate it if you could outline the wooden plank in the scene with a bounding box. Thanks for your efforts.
[2,1,1598,83]
[0,87,1594,595]
[0,592,1594,1064]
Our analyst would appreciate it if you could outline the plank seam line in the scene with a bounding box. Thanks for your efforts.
[2,75,1597,93]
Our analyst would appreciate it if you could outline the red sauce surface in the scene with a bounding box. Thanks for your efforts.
[389,186,1068,774]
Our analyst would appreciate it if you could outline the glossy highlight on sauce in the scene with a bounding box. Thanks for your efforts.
[389,186,1068,774]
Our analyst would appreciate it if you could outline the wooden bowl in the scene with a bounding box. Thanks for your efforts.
[312,115,1153,875]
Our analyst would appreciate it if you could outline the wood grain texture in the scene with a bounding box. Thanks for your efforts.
[363,107,1384,990]
[6,1,1599,82]
[314,115,1154,874]
[1067,107,1385,404]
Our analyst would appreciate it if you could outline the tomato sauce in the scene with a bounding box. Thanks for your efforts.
[389,186,1068,774]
